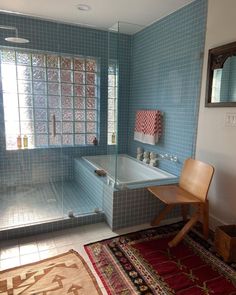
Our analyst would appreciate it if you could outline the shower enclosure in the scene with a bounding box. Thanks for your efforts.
[0,13,141,235]
[106,22,144,186]
[0,17,109,232]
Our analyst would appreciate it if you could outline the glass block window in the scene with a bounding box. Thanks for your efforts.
[107,61,118,145]
[0,48,99,150]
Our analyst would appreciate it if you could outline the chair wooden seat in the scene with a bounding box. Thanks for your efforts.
[148,185,203,205]
[148,158,214,248]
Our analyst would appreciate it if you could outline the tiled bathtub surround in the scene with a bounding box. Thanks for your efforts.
[74,159,104,211]
[112,188,181,230]
[78,157,180,230]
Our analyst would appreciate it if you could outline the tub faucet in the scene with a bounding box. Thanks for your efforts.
[157,153,168,160]
[170,155,178,162]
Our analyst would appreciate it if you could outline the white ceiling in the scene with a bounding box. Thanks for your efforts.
[0,0,194,34]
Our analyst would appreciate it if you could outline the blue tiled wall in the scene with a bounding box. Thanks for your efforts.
[127,0,207,176]
[0,0,209,234]
[0,0,207,187]
[0,13,131,187]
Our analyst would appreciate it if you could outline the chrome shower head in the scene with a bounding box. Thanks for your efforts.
[5,37,29,43]
[0,25,30,44]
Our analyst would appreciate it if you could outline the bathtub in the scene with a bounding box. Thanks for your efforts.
[82,154,177,189]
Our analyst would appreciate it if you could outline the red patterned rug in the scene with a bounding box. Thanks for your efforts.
[85,222,236,294]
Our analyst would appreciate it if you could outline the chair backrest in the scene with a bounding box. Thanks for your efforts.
[179,158,214,202]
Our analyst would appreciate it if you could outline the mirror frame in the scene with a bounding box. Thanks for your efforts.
[205,41,236,107]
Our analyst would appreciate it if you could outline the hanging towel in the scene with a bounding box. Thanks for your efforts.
[134,110,146,142]
[134,110,162,145]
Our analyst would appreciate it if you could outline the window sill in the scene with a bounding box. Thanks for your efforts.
[5,144,97,151]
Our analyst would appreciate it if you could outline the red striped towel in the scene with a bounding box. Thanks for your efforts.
[134,110,162,145]
[134,110,145,133]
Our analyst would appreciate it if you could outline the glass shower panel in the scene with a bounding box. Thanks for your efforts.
[0,17,145,231]
[0,23,64,230]
[56,23,104,218]
[108,22,144,189]
[107,24,119,188]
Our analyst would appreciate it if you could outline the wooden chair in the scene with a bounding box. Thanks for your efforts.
[148,158,214,247]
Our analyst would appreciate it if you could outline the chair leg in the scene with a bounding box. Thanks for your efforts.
[168,206,201,248]
[202,201,209,239]
[151,204,175,226]
[181,204,188,221]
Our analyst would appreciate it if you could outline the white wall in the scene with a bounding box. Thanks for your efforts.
[196,0,236,228]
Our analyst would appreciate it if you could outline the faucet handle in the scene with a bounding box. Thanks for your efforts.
[170,155,178,162]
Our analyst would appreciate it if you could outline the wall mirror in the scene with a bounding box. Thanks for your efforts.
[206,41,236,107]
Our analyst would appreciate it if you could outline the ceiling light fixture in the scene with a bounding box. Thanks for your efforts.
[77,4,91,11]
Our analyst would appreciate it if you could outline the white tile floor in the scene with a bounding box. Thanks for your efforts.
[0,222,152,294]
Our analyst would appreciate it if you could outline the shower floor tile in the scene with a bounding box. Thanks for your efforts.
[0,181,100,230]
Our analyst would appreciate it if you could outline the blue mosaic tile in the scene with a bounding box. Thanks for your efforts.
[0,0,207,236]
[0,180,103,229]
[127,0,207,176]
[0,12,131,189]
